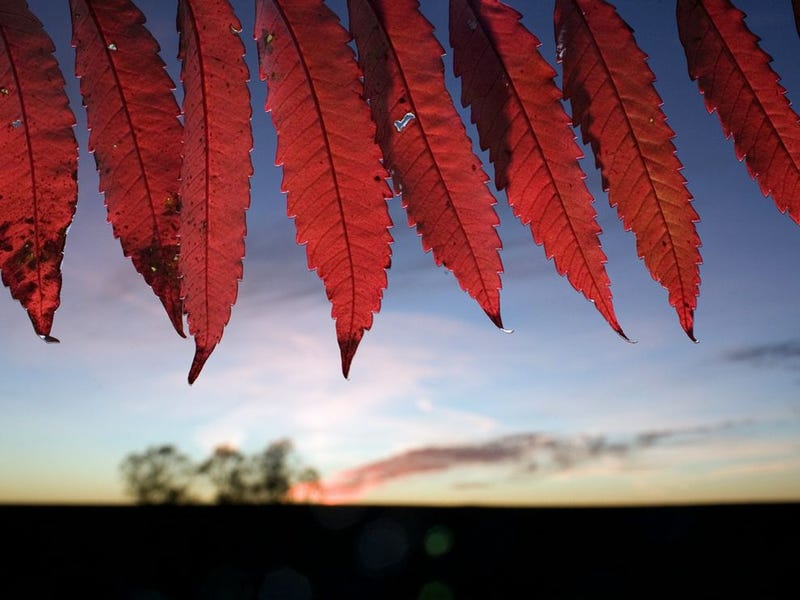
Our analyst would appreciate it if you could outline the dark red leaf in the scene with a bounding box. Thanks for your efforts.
[450,0,624,337]
[0,0,78,340]
[677,0,800,224]
[556,0,702,339]
[177,0,253,383]
[348,0,504,328]
[70,0,184,336]
[793,0,799,38]
[255,0,393,378]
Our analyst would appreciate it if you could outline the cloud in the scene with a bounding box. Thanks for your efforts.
[320,420,750,502]
[633,419,751,447]
[724,340,800,370]
[178,305,505,466]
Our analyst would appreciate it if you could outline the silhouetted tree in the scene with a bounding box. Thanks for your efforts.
[119,445,195,504]
[200,438,321,504]
[294,466,323,503]
[197,444,254,504]
[251,438,294,502]
[120,439,322,504]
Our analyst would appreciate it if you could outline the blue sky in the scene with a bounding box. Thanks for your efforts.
[1,0,799,505]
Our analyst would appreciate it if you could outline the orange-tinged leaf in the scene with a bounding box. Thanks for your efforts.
[450,0,624,337]
[677,0,800,224]
[177,0,253,384]
[0,0,78,340]
[70,0,184,336]
[255,0,393,378]
[556,0,702,339]
[348,0,504,328]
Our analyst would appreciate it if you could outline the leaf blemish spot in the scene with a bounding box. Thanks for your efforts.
[229,24,243,34]
[467,18,478,31]
[10,119,22,128]
[393,112,416,132]
[0,87,9,96]
[260,31,275,55]
[107,43,118,51]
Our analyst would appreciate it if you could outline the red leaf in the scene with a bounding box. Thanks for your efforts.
[70,0,184,336]
[177,0,253,384]
[677,0,800,224]
[556,0,702,339]
[0,0,78,340]
[348,0,504,328]
[255,0,393,378]
[450,0,624,337]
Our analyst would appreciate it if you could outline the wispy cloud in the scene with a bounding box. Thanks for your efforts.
[320,420,751,502]
[179,305,505,466]
[724,340,800,371]
[633,419,751,447]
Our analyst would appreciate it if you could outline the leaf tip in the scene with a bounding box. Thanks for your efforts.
[157,291,185,337]
[168,305,187,338]
[486,310,505,331]
[28,310,58,342]
[680,309,697,342]
[28,311,56,343]
[338,335,362,380]
[598,305,630,343]
[188,343,215,385]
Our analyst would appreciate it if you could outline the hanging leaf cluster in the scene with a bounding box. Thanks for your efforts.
[1,0,798,383]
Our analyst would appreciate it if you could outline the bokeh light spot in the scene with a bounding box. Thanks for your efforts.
[418,580,454,600]
[424,525,453,557]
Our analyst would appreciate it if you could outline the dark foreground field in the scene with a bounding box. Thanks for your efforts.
[1,503,797,599]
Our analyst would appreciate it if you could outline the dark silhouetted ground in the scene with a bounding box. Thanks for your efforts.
[1,503,796,598]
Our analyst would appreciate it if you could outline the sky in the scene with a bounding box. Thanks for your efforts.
[1,0,799,506]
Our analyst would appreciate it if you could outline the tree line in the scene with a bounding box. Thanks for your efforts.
[119,439,321,505]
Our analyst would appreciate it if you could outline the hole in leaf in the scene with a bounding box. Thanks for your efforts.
[393,112,416,132]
